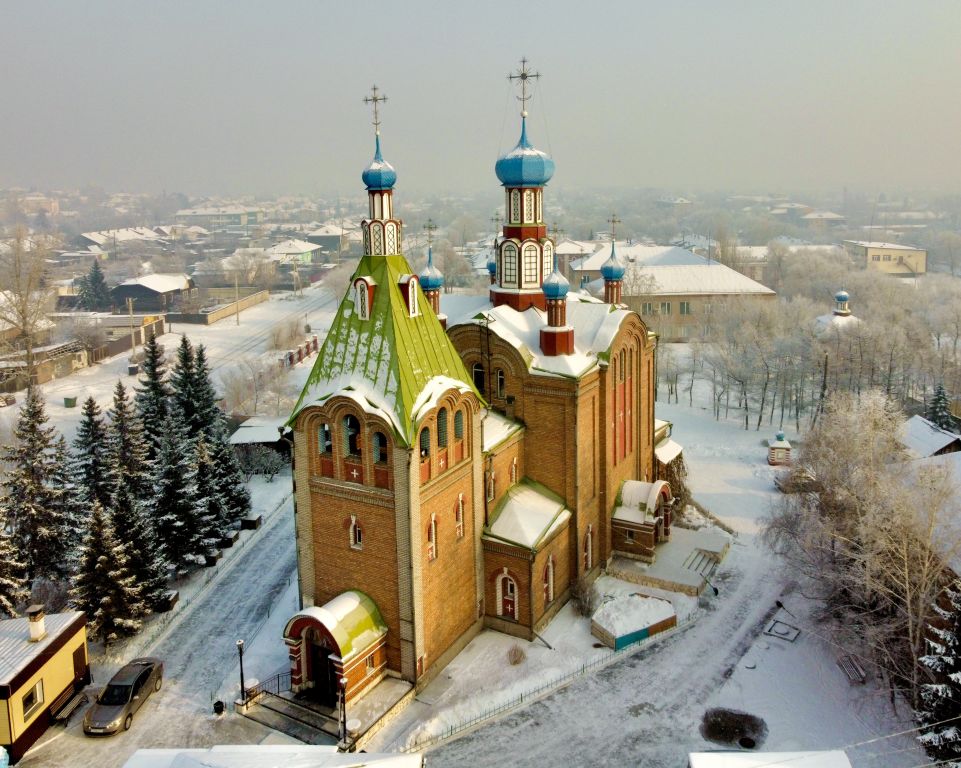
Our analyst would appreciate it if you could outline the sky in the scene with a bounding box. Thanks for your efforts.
[3,0,961,199]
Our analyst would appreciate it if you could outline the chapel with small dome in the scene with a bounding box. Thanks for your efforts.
[283,64,669,715]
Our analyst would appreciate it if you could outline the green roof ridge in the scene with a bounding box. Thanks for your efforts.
[290,254,479,445]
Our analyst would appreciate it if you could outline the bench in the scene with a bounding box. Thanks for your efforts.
[837,654,867,684]
[52,691,88,723]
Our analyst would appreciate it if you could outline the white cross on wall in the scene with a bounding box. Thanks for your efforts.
[439,458,446,468]
[350,468,360,479]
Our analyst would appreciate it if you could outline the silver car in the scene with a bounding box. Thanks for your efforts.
[82,657,164,735]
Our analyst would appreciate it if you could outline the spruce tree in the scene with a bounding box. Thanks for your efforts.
[150,406,203,572]
[72,501,144,642]
[927,383,956,432]
[77,259,111,311]
[0,531,28,618]
[110,474,168,610]
[49,434,86,565]
[917,581,961,761]
[0,387,68,580]
[193,436,229,549]
[169,334,196,435]
[209,416,251,524]
[135,333,169,461]
[72,396,112,509]
[106,380,153,501]
[191,344,220,440]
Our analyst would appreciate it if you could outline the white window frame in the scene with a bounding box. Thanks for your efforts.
[486,471,495,502]
[350,515,363,550]
[408,278,419,317]
[427,514,437,561]
[455,493,465,538]
[22,680,43,721]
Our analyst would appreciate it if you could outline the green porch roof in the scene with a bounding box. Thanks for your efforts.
[285,590,387,662]
[290,254,479,445]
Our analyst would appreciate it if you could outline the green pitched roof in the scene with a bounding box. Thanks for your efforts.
[290,254,478,445]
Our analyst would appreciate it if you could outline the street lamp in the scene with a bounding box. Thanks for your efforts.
[237,640,246,709]
[339,675,348,746]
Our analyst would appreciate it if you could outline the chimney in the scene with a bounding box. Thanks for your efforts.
[27,605,47,642]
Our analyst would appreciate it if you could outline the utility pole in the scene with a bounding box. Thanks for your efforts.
[235,272,240,326]
[127,297,137,357]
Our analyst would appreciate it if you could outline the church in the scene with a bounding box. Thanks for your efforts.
[283,67,673,710]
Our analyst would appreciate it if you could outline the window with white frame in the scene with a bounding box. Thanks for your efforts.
[680,301,692,315]
[543,556,555,603]
[659,301,672,316]
[625,529,635,542]
[502,244,518,286]
[22,680,43,720]
[523,245,538,285]
[407,278,419,317]
[455,493,465,538]
[350,516,363,549]
[486,471,495,501]
[495,368,506,398]
[427,514,437,561]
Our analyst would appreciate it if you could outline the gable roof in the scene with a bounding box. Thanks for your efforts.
[899,415,961,459]
[589,263,775,297]
[290,254,478,445]
[117,273,192,294]
[485,479,571,550]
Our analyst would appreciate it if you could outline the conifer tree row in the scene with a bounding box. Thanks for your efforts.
[917,581,961,761]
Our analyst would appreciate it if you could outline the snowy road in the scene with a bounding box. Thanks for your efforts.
[20,499,298,768]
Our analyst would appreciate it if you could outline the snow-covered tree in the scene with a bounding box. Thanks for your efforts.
[49,434,86,564]
[193,436,229,550]
[191,344,221,440]
[76,259,112,311]
[72,500,144,642]
[71,396,112,509]
[135,333,169,461]
[209,417,251,524]
[150,407,203,572]
[169,334,196,435]
[927,383,955,432]
[917,581,961,761]
[109,474,168,610]
[0,531,27,617]
[105,380,152,501]
[0,387,69,580]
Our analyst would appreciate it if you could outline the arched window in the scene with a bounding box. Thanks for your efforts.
[495,369,506,398]
[543,556,555,603]
[343,415,361,457]
[372,431,388,463]
[472,362,485,393]
[542,241,553,280]
[318,423,332,453]
[408,278,419,317]
[427,514,437,561]
[619,350,626,382]
[502,243,518,286]
[455,493,465,538]
[454,410,464,440]
[497,573,517,619]
[510,457,517,485]
[522,244,538,286]
[437,408,449,448]
[419,427,431,459]
[350,516,363,550]
[355,281,369,320]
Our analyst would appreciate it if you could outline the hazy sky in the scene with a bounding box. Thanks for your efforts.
[3,1,961,198]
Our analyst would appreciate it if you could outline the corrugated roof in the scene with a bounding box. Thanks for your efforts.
[0,611,85,684]
[592,263,775,297]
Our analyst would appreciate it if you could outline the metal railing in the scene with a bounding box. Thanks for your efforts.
[246,671,291,703]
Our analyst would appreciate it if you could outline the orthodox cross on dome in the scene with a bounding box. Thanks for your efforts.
[363,84,388,133]
[550,222,564,241]
[607,213,621,240]
[423,218,438,247]
[490,212,503,229]
[508,57,540,117]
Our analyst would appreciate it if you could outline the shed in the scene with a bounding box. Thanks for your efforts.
[229,416,290,459]
[111,274,195,313]
[768,431,792,465]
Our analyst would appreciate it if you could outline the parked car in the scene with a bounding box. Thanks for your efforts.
[82,657,164,735]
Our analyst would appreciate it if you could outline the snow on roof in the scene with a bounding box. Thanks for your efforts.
[268,238,320,255]
[482,409,523,452]
[899,415,961,459]
[592,263,775,298]
[117,273,191,294]
[572,243,703,272]
[443,292,631,379]
[485,480,570,550]
[554,238,596,256]
[308,224,348,237]
[801,210,845,220]
[0,611,85,684]
[814,312,861,336]
[592,593,675,637]
[843,240,924,251]
[612,480,672,526]
[229,416,287,445]
[121,745,423,767]
[654,438,683,465]
[688,752,852,768]
[285,591,387,663]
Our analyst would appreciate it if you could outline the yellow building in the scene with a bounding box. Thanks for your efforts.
[843,240,927,276]
[0,608,89,763]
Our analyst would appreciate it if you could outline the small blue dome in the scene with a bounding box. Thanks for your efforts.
[362,134,397,191]
[419,246,444,291]
[600,243,626,281]
[487,249,497,275]
[835,289,849,303]
[542,266,569,299]
[495,118,555,188]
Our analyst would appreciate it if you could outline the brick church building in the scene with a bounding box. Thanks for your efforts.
[283,73,672,710]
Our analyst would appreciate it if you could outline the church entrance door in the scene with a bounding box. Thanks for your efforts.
[501,575,516,620]
[309,641,338,708]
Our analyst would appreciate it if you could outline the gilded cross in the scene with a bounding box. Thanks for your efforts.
[424,218,438,247]
[508,57,540,117]
[363,85,388,131]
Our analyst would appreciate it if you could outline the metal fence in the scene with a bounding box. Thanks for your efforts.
[400,610,700,753]
[246,671,292,703]
[99,491,293,666]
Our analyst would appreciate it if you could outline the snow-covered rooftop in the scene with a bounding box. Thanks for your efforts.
[843,240,924,251]
[654,438,683,465]
[572,243,703,272]
[0,611,85,685]
[589,263,775,298]
[229,416,287,445]
[117,273,192,293]
[121,745,424,767]
[482,409,523,452]
[268,238,320,256]
[592,593,674,637]
[485,481,570,550]
[898,415,961,459]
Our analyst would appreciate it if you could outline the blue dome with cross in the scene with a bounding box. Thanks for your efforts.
[495,118,555,188]
[362,134,397,191]
[542,265,570,299]
[419,246,444,291]
[600,242,626,281]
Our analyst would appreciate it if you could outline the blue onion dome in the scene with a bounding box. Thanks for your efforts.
[835,289,849,303]
[600,242,626,281]
[419,246,444,291]
[542,265,570,300]
[487,249,497,275]
[494,118,555,188]
[362,133,397,190]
